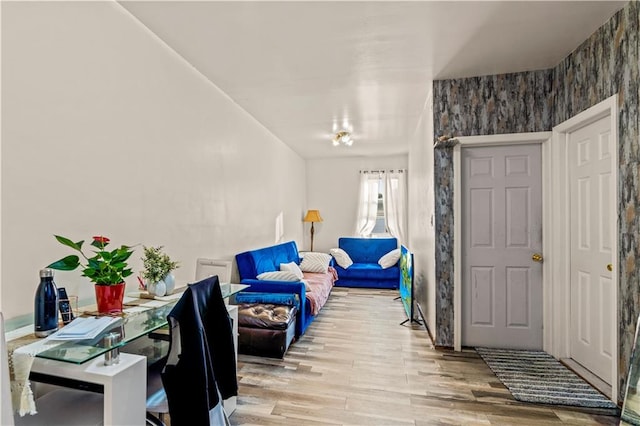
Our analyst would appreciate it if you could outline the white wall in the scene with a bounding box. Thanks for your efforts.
[306,155,408,253]
[1,2,306,321]
[408,91,436,335]
[0,1,3,315]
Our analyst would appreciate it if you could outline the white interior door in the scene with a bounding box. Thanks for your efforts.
[461,144,543,349]
[569,115,614,385]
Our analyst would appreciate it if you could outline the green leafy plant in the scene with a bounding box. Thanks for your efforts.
[141,246,180,284]
[48,235,135,285]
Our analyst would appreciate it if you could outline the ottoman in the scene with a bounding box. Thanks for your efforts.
[237,303,297,358]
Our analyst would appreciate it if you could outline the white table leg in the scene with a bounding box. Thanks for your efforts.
[223,304,238,417]
[31,353,146,426]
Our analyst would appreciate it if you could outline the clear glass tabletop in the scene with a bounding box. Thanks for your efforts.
[34,283,249,364]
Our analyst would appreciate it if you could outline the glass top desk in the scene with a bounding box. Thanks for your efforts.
[33,283,249,364]
[17,283,248,425]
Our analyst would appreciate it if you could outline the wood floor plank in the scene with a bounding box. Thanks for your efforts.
[230,287,620,425]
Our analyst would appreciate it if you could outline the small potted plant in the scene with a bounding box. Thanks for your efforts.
[141,246,180,296]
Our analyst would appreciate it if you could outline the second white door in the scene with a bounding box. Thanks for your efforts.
[569,114,614,385]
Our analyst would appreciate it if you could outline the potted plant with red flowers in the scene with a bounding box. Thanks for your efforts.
[48,235,135,314]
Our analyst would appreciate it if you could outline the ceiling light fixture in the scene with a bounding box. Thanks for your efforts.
[332,130,353,147]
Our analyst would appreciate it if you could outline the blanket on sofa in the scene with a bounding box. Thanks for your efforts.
[303,266,338,315]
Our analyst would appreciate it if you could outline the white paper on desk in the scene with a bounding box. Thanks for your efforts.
[46,316,121,340]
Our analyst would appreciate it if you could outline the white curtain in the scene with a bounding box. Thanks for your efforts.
[355,172,380,236]
[383,170,407,244]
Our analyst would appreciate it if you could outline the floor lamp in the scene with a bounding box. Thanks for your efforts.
[303,210,323,252]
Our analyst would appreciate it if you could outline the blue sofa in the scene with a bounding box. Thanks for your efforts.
[333,237,400,289]
[235,241,323,337]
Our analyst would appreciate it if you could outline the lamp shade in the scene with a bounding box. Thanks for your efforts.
[303,210,323,223]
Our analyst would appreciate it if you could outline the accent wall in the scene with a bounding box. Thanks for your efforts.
[432,1,639,399]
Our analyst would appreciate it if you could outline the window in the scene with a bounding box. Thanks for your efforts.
[356,169,407,242]
[371,189,388,236]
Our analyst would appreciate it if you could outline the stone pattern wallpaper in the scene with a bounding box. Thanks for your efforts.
[432,1,639,398]
[433,146,454,347]
[432,71,553,348]
[434,70,554,138]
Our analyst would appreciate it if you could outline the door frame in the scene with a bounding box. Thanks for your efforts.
[453,131,551,352]
[548,94,618,402]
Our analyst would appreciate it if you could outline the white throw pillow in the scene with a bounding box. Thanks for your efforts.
[329,248,353,269]
[299,252,332,273]
[280,262,304,280]
[256,271,300,282]
[378,248,401,269]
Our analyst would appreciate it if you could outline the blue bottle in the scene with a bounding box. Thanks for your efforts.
[34,268,59,337]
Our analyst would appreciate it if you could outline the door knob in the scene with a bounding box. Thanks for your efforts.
[607,264,613,272]
[532,253,543,263]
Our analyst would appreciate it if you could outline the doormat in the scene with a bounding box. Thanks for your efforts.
[476,347,619,412]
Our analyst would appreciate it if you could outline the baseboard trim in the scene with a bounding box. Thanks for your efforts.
[416,303,435,345]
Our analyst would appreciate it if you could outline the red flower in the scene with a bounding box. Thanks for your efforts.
[93,236,110,244]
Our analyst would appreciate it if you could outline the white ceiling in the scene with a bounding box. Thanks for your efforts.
[120,1,626,159]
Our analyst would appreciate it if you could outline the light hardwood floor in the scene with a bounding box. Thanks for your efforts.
[229,287,619,425]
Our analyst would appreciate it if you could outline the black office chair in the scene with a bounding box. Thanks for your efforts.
[145,275,238,425]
